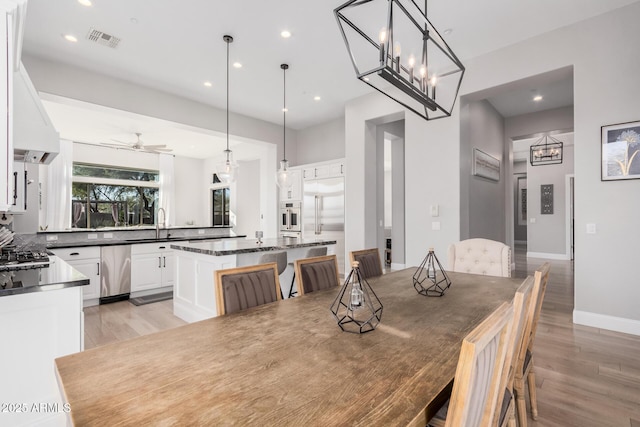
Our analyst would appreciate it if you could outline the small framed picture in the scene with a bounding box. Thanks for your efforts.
[473,148,500,181]
[601,120,640,181]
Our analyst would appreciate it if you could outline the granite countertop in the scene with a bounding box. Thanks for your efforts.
[46,234,246,249]
[0,256,90,297]
[171,237,337,256]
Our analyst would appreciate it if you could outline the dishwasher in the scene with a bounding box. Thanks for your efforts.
[100,245,132,304]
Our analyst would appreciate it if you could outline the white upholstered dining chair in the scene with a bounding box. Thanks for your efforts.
[447,238,512,278]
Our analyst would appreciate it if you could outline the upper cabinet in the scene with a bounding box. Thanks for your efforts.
[0,1,22,211]
[302,159,345,181]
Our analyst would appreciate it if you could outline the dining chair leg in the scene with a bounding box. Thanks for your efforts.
[514,383,527,427]
[287,271,297,298]
[527,368,538,420]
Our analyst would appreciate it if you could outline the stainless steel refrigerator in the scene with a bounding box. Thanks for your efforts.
[303,177,345,273]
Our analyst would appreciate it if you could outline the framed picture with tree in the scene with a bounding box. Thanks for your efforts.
[602,120,640,180]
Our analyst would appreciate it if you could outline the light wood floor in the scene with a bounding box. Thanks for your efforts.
[84,247,640,426]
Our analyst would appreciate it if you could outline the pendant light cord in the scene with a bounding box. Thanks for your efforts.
[283,65,286,162]
[226,38,230,162]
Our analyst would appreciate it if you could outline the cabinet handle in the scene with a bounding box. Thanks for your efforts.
[70,252,80,256]
[303,170,306,179]
[158,256,162,268]
[163,256,166,268]
[314,168,317,177]
[159,246,166,249]
[23,170,28,211]
[341,164,343,174]
[12,172,17,205]
[97,262,100,276]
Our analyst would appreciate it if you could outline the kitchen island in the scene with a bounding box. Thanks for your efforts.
[170,237,336,322]
[0,257,89,427]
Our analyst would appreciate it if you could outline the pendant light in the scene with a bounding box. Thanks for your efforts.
[216,35,238,183]
[276,63,292,189]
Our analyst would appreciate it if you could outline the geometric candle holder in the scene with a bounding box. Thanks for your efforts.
[413,247,452,297]
[330,261,383,334]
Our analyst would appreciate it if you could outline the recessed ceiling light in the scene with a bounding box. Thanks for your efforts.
[77,0,92,6]
[63,34,78,43]
[204,81,212,87]
[233,62,242,69]
[533,95,543,102]
[443,28,453,35]
[314,96,321,101]
[281,30,291,38]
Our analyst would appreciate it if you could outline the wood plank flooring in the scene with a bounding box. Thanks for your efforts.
[83,246,640,426]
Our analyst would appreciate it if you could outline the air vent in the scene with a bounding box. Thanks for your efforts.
[86,28,121,48]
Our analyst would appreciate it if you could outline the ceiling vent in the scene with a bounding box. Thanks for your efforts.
[86,28,120,48]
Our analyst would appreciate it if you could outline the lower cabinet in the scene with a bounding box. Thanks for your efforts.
[131,242,184,294]
[51,247,101,307]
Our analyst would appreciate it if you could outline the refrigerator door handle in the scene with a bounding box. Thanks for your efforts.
[286,209,290,230]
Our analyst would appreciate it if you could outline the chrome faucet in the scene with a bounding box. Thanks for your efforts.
[156,207,166,239]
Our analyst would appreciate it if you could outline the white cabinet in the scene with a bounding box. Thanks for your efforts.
[0,3,16,211]
[51,246,101,306]
[279,168,302,201]
[131,242,184,293]
[302,160,345,180]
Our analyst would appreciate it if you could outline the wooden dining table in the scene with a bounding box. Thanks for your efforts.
[55,268,521,426]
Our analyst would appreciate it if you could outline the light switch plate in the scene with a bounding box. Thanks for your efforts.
[432,221,441,230]
[198,229,205,235]
[530,218,536,223]
[430,204,439,217]
[586,223,596,234]
[103,233,113,239]
[46,235,58,241]
[88,233,97,240]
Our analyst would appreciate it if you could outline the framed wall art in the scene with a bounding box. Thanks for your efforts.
[602,120,640,180]
[473,148,500,181]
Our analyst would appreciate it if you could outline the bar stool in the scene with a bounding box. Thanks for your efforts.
[258,251,287,300]
[288,246,327,298]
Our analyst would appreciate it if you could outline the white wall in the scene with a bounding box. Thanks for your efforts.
[459,99,506,242]
[295,117,345,165]
[173,156,206,226]
[233,159,261,237]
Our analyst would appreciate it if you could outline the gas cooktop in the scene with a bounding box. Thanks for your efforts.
[0,250,50,271]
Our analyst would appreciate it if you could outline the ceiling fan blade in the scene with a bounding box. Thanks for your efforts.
[143,144,168,149]
[110,138,135,146]
[145,148,173,153]
[101,142,130,147]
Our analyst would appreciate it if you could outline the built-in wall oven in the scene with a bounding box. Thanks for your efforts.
[279,201,301,235]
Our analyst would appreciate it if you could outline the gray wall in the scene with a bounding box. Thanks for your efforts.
[345,2,640,333]
[294,117,345,165]
[460,99,506,242]
[505,106,574,255]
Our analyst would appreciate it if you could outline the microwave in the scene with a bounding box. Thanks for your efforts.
[279,201,301,233]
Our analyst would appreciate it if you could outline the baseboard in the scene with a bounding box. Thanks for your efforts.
[526,251,570,260]
[390,262,406,271]
[573,310,640,336]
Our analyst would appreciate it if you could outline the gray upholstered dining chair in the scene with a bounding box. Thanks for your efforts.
[259,251,287,299]
[427,302,515,427]
[293,254,340,296]
[287,246,328,298]
[349,248,383,279]
[214,263,281,316]
[447,238,512,277]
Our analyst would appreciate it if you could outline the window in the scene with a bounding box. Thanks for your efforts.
[71,163,160,228]
[212,188,230,227]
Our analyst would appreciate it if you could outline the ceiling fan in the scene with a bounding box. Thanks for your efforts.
[100,132,173,153]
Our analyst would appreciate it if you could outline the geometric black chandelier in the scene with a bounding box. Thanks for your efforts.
[334,0,465,121]
[530,135,563,166]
